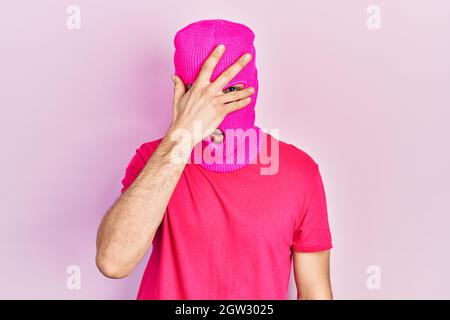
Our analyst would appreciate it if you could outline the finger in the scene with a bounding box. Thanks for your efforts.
[211,53,252,91]
[173,74,185,107]
[172,75,185,121]
[194,44,225,86]
[223,97,252,114]
[218,87,255,104]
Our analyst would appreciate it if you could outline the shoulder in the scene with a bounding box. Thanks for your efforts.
[125,137,163,171]
[261,133,327,210]
[120,137,164,193]
[265,133,320,180]
[136,137,164,160]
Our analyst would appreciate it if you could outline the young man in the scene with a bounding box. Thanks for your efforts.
[96,19,333,300]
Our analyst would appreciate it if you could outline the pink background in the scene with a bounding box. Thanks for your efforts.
[1,0,449,299]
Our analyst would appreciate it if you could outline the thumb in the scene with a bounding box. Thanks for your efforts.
[172,74,185,108]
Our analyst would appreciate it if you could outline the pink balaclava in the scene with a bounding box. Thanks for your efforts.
[174,19,263,172]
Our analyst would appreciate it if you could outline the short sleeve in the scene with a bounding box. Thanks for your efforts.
[120,139,162,193]
[292,166,333,252]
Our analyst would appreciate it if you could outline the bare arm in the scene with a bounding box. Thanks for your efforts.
[293,250,332,300]
[95,132,191,279]
[95,44,255,279]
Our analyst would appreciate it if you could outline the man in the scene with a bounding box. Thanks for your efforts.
[96,19,333,300]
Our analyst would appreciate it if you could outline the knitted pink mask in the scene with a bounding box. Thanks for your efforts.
[174,19,262,172]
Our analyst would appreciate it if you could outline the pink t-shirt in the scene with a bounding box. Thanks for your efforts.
[121,133,332,299]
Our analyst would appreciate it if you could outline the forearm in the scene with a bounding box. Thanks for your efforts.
[96,126,191,278]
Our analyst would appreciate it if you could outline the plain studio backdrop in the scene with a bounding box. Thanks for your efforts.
[0,0,449,299]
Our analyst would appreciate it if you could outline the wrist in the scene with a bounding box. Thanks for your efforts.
[165,124,196,152]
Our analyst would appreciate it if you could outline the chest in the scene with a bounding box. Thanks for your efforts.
[165,165,299,247]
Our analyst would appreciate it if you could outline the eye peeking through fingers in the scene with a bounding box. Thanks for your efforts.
[222,83,245,93]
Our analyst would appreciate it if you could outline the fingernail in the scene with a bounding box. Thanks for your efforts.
[217,44,225,52]
[248,87,254,92]
[243,53,251,61]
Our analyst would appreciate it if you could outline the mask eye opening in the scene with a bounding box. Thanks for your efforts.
[223,81,247,93]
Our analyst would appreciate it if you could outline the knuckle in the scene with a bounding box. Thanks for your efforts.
[222,69,233,79]
[206,85,218,96]
[229,92,240,101]
[238,58,247,67]
[231,65,240,73]
[205,84,213,93]
[231,65,241,75]
[202,61,213,70]
[241,98,250,106]
[193,83,206,93]
[189,87,201,99]
[212,99,222,111]
[236,91,246,99]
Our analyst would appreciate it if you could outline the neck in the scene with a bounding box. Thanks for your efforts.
[189,126,263,172]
